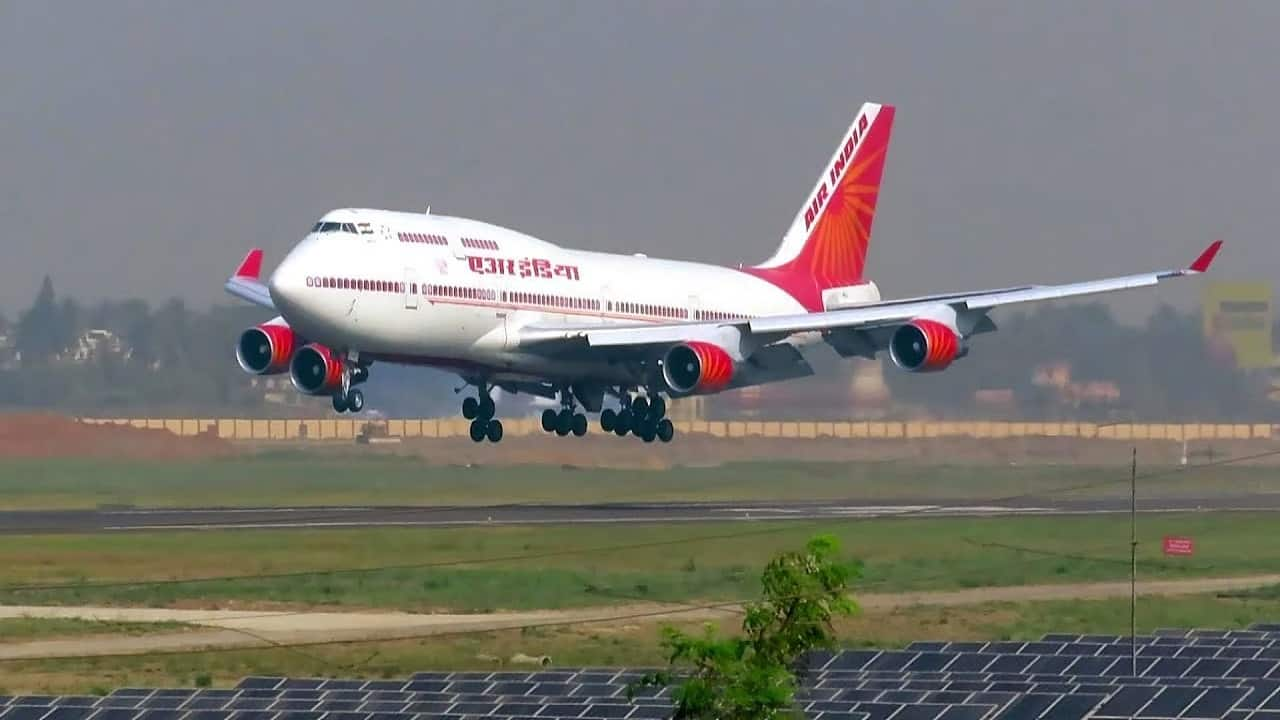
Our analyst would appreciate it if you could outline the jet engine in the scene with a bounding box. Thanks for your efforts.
[235,321,296,375]
[662,341,735,395]
[289,343,345,395]
[888,318,964,372]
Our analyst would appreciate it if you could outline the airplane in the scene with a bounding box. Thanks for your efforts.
[224,101,1223,444]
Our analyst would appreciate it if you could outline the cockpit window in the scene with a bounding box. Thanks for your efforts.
[311,222,357,234]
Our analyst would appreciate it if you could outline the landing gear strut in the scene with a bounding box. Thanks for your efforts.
[461,383,503,443]
[331,362,369,413]
[542,388,588,438]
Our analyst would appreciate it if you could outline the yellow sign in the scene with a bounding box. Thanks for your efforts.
[1202,282,1274,369]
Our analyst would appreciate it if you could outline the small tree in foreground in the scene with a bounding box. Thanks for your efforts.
[631,535,860,719]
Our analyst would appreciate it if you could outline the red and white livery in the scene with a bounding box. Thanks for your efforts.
[223,101,1222,444]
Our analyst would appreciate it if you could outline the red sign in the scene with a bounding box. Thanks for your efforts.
[1163,536,1195,556]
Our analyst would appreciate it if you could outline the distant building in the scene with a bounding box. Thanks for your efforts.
[60,329,132,364]
[1202,282,1274,369]
[1032,361,1119,409]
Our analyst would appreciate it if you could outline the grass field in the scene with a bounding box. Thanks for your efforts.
[0,617,189,641]
[1,453,1276,510]
[2,513,1278,611]
[3,591,1279,694]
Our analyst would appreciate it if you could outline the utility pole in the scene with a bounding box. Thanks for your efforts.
[1130,446,1138,677]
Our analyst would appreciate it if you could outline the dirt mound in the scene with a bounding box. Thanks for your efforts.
[0,414,236,460]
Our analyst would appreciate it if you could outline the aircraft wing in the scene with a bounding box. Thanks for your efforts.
[223,248,275,310]
[514,240,1222,352]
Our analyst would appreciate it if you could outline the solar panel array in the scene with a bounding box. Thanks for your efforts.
[5,624,1280,720]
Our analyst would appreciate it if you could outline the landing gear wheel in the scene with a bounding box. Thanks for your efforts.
[600,408,617,433]
[639,423,657,443]
[571,413,588,437]
[332,394,348,413]
[542,408,558,433]
[486,419,504,443]
[614,409,632,436]
[632,396,650,417]
[650,395,666,419]
[656,418,674,443]
[477,395,496,421]
[555,409,572,437]
[346,389,364,413]
[469,419,487,442]
[462,397,479,420]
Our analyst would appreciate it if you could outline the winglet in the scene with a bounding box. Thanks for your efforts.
[1189,240,1223,273]
[234,249,264,279]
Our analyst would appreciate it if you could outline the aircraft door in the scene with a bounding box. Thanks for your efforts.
[687,294,701,321]
[404,267,419,309]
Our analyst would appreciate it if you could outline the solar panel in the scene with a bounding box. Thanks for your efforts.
[938,705,995,720]
[234,679,281,691]
[991,692,1057,719]
[1089,685,1159,718]
[41,707,94,720]
[136,711,182,720]
[1183,686,1250,718]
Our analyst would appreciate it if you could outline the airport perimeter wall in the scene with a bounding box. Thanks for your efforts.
[77,417,1279,442]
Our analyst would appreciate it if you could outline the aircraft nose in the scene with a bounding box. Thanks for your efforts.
[267,249,308,311]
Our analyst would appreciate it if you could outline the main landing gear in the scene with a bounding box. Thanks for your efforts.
[461,385,503,443]
[541,390,588,438]
[331,365,369,413]
[600,391,674,443]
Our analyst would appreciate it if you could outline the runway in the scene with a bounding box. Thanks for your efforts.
[2,495,1278,534]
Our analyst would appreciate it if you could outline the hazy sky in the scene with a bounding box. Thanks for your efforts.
[2,1,1275,322]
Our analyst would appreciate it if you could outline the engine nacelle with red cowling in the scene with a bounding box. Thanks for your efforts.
[888,318,965,372]
[661,341,736,395]
[289,343,346,396]
[235,320,297,376]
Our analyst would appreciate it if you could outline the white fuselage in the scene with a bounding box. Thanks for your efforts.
[267,208,878,384]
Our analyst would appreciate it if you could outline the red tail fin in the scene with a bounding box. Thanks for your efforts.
[745,103,895,311]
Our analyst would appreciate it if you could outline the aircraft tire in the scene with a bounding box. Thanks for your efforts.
[555,409,572,437]
[346,389,364,413]
[332,394,348,413]
[462,397,479,420]
[486,419,504,443]
[632,396,649,417]
[650,395,666,419]
[656,418,674,443]
[571,413,588,437]
[469,419,487,442]
[614,409,632,436]
[600,408,617,432]
[541,408,558,433]
[477,396,496,421]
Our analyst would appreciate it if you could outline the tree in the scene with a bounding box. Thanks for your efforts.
[15,275,64,365]
[631,535,860,719]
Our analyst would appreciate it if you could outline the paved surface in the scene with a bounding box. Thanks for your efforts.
[2,495,1278,534]
[4,574,1280,660]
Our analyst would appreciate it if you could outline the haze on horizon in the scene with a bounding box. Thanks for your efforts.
[1,1,1275,323]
